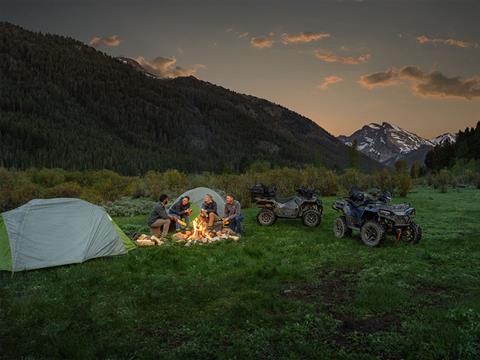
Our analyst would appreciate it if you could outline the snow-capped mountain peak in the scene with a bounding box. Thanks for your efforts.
[338,122,434,166]
[430,133,456,145]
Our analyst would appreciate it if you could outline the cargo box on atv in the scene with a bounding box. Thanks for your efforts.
[250,184,277,202]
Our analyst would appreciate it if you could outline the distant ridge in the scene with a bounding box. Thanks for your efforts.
[338,122,456,167]
[0,22,381,174]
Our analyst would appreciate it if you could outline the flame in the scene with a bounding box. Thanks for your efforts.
[173,214,240,246]
[186,216,210,241]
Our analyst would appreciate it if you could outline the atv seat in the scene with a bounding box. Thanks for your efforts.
[275,196,297,204]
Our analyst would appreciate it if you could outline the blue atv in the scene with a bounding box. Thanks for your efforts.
[332,189,422,247]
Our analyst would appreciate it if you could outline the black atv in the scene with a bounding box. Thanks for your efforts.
[250,184,323,227]
[332,189,422,247]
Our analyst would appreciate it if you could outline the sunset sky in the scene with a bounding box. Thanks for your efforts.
[2,0,479,138]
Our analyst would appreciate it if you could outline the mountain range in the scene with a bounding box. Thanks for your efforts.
[338,122,456,167]
[0,22,380,175]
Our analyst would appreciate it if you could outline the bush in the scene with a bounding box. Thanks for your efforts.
[90,170,131,202]
[396,174,412,197]
[44,182,82,198]
[374,169,396,194]
[317,170,338,196]
[434,169,452,193]
[475,173,480,189]
[163,169,189,195]
[104,197,156,217]
[29,168,65,188]
[145,171,165,200]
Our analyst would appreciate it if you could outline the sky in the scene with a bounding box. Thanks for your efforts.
[1,0,479,138]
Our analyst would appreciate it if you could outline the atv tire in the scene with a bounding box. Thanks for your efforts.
[302,209,321,227]
[402,221,422,244]
[333,216,352,238]
[360,221,386,247]
[257,209,277,226]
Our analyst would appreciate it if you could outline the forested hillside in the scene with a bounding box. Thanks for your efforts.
[0,22,380,174]
[425,121,480,171]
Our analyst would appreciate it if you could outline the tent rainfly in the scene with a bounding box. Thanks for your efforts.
[0,198,135,272]
[169,187,226,217]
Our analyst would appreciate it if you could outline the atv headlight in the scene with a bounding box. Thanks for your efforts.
[406,208,415,216]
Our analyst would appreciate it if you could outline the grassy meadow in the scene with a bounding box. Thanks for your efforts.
[1,186,480,359]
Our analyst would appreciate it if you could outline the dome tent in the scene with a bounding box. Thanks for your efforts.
[169,187,226,217]
[0,198,135,272]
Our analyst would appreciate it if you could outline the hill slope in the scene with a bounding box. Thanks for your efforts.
[0,22,380,174]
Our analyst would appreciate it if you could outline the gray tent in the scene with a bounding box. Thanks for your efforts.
[170,187,225,217]
[0,198,135,272]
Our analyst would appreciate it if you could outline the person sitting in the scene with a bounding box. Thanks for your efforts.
[224,194,243,235]
[201,194,218,229]
[148,194,172,239]
[169,196,192,232]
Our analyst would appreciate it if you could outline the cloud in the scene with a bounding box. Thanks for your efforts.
[89,35,121,47]
[314,50,370,64]
[250,36,274,49]
[358,69,399,88]
[416,35,479,48]
[238,32,249,38]
[359,65,480,99]
[135,56,205,78]
[318,75,344,90]
[281,31,330,44]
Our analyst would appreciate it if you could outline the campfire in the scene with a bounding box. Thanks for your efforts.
[172,215,240,246]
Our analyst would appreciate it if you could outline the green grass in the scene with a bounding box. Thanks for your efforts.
[1,186,480,359]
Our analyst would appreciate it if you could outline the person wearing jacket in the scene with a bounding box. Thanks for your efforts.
[224,194,243,234]
[201,194,218,229]
[148,194,172,239]
[168,196,192,231]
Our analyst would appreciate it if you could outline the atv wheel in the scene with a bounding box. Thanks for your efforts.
[333,216,352,238]
[302,209,321,227]
[401,222,422,244]
[257,209,277,226]
[360,221,386,247]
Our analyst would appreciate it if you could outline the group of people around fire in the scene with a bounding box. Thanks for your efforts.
[148,193,243,240]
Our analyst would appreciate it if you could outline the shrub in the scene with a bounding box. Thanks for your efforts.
[163,169,189,195]
[396,174,412,197]
[130,177,148,198]
[474,173,480,189]
[104,197,156,217]
[29,168,65,188]
[90,170,131,202]
[374,169,396,194]
[434,169,452,193]
[44,182,82,198]
[9,177,41,210]
[317,170,338,196]
[410,161,422,179]
[145,171,164,200]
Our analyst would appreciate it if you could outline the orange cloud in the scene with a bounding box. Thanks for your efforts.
[359,65,480,99]
[89,35,121,47]
[250,36,274,49]
[314,50,370,64]
[281,31,330,44]
[135,56,205,78]
[416,35,478,48]
[318,75,344,90]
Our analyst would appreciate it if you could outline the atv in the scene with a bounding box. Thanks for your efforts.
[332,189,422,247]
[250,184,323,227]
